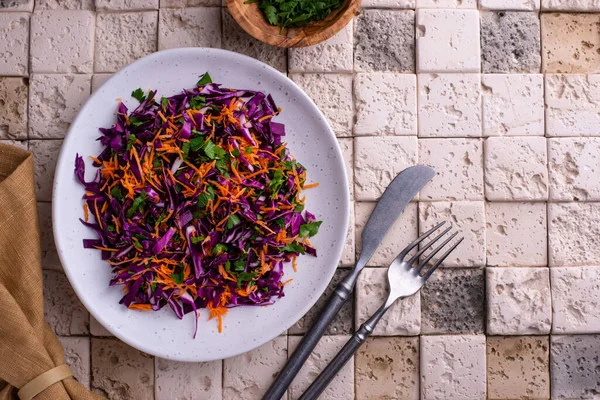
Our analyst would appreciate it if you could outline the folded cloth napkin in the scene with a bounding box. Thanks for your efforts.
[0,144,102,400]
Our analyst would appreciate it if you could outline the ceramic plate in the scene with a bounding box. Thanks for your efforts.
[52,48,349,362]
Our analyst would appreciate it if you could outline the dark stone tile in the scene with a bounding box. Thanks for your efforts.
[289,269,353,335]
[420,267,485,334]
[480,11,541,73]
[354,9,415,73]
[551,335,600,399]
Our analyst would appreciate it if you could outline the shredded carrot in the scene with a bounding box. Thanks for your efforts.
[83,203,89,222]
[302,182,320,189]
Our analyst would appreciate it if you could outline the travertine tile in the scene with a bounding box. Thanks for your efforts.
[354,10,415,73]
[482,74,544,136]
[59,337,90,389]
[541,13,600,73]
[355,73,416,136]
[158,8,221,50]
[30,11,95,74]
[487,336,550,400]
[418,138,484,201]
[222,10,286,73]
[0,140,27,150]
[289,335,354,400]
[223,336,287,400]
[549,138,600,201]
[486,202,547,267]
[548,203,600,266]
[38,203,62,271]
[480,11,541,73]
[550,335,600,399]
[290,269,353,335]
[355,202,418,267]
[289,23,352,72]
[354,136,418,201]
[419,201,485,267]
[90,316,113,336]
[290,74,352,137]
[156,358,222,400]
[35,0,93,8]
[416,9,481,73]
[480,0,540,9]
[340,203,355,267]
[542,0,600,10]
[0,13,29,76]
[0,0,33,10]
[355,337,419,400]
[363,0,414,7]
[91,74,112,92]
[420,335,486,400]
[487,267,552,335]
[420,268,485,334]
[30,140,63,201]
[43,270,89,335]
[551,266,600,334]
[545,74,600,136]
[356,268,421,336]
[484,137,548,201]
[417,0,476,7]
[0,77,28,140]
[417,73,481,137]
[161,0,220,5]
[91,338,154,400]
[95,12,158,73]
[96,0,159,10]
[29,74,91,139]
[338,138,354,198]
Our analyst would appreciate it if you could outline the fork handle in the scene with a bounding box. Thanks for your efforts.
[261,278,354,400]
[298,305,388,400]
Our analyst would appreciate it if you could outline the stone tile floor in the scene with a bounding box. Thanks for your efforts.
[1,0,600,398]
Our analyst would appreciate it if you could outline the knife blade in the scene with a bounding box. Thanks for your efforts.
[261,165,435,400]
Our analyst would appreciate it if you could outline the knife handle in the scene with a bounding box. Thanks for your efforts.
[261,277,354,400]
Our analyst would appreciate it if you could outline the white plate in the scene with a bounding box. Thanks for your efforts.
[52,48,349,362]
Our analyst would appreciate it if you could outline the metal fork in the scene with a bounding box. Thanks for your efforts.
[298,221,463,400]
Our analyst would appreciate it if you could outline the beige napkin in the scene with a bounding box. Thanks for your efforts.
[0,143,102,400]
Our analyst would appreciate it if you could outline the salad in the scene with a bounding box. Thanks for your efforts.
[74,73,322,336]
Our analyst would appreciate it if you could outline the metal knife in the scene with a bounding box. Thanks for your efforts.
[262,165,436,400]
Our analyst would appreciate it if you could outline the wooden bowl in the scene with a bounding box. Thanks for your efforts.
[226,0,360,48]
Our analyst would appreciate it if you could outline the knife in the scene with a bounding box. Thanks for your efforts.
[262,165,436,400]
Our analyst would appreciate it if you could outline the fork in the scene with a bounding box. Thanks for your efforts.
[298,221,463,400]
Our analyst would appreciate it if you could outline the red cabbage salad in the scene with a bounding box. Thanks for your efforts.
[74,72,322,336]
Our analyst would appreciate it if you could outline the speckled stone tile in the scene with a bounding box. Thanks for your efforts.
[223,336,287,400]
[96,0,159,10]
[541,13,600,73]
[30,139,63,201]
[549,138,600,201]
[551,266,600,334]
[0,0,33,10]
[289,335,354,400]
[90,316,113,337]
[0,13,29,76]
[418,201,486,267]
[542,0,600,10]
[38,202,62,271]
[487,267,552,335]
[0,77,28,140]
[59,336,90,389]
[43,270,89,335]
[35,0,93,8]
[551,335,600,399]
[222,9,286,73]
[480,11,541,73]
[420,335,487,400]
[486,202,547,267]
[158,8,221,50]
[356,267,421,336]
[354,9,415,73]
[548,203,600,267]
[155,358,222,400]
[420,268,485,334]
[487,336,550,400]
[289,269,353,335]
[160,0,220,6]
[288,23,352,73]
[91,338,154,400]
[355,337,419,400]
[91,74,112,92]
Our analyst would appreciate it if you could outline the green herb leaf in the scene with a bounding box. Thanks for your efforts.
[213,243,228,255]
[191,235,205,244]
[181,142,190,159]
[189,95,206,110]
[244,147,253,154]
[126,191,146,218]
[299,221,322,238]
[233,259,246,272]
[274,217,286,229]
[264,5,278,25]
[190,136,205,152]
[107,224,115,232]
[236,271,257,290]
[203,140,217,159]
[128,116,145,127]
[110,186,124,201]
[197,72,213,87]
[131,88,146,103]
[126,134,137,151]
[281,242,305,254]
[161,97,168,109]
[226,214,241,230]
[170,271,185,285]
[231,148,241,157]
